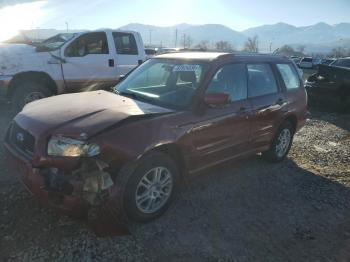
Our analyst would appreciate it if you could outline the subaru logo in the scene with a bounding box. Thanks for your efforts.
[16,132,25,142]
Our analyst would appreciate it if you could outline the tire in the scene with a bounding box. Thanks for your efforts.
[116,151,180,222]
[11,81,53,113]
[262,121,294,163]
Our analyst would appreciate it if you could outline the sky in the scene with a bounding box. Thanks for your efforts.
[0,0,349,41]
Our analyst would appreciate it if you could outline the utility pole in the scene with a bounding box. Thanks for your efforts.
[65,21,68,32]
[175,29,178,47]
[149,29,153,46]
[269,42,272,53]
[183,33,186,49]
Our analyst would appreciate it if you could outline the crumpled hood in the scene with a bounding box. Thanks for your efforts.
[0,44,60,74]
[0,44,37,71]
[15,90,174,138]
[0,43,36,56]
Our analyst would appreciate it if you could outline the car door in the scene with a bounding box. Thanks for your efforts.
[62,32,118,92]
[112,32,143,76]
[186,63,252,172]
[247,63,287,150]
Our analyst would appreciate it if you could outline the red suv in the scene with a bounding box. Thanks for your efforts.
[5,52,307,223]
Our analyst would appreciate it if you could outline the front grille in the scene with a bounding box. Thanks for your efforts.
[7,122,35,156]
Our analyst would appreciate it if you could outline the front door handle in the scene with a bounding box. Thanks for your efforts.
[108,59,114,67]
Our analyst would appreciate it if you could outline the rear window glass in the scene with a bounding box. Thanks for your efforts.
[247,64,278,97]
[276,64,300,90]
[113,32,138,55]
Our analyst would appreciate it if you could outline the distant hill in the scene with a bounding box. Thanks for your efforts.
[121,22,350,53]
[242,22,350,53]
[118,23,246,49]
[4,22,350,54]
[120,24,247,48]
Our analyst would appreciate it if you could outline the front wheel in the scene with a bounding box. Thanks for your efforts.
[12,81,53,112]
[262,121,294,162]
[119,152,180,222]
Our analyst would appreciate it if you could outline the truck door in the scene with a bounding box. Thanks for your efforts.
[62,32,118,92]
[112,32,144,76]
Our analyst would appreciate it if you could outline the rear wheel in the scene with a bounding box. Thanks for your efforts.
[12,81,53,112]
[262,121,294,162]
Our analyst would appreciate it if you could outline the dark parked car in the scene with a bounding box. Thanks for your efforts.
[329,57,350,68]
[306,60,350,111]
[5,52,308,225]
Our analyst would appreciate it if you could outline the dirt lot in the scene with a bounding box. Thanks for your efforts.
[0,102,349,261]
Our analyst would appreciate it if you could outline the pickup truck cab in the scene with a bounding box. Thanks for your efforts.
[0,29,145,111]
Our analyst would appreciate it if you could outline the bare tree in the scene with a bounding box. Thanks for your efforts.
[194,40,209,50]
[296,45,306,54]
[215,41,234,51]
[276,45,304,57]
[329,47,350,58]
[243,35,259,52]
[183,34,192,49]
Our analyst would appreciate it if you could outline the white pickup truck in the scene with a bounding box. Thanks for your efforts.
[0,29,146,111]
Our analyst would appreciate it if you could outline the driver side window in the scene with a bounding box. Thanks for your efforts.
[65,32,109,57]
[206,63,247,102]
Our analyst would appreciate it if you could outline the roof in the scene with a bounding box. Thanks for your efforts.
[155,52,229,61]
[155,51,289,63]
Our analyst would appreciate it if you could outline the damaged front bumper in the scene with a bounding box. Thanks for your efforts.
[4,142,128,232]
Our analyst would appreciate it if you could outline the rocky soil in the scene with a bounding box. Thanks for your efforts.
[0,103,349,262]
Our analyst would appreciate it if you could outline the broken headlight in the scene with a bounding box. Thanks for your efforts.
[47,136,100,157]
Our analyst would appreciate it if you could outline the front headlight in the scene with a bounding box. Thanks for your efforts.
[47,136,100,157]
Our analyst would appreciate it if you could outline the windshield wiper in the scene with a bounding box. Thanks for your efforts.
[116,90,150,102]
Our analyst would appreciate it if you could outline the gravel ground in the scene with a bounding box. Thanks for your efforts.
[0,103,349,262]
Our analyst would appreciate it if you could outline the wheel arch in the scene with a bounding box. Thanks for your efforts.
[282,114,298,133]
[141,143,187,177]
[7,71,58,99]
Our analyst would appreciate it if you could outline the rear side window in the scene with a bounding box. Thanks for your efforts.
[113,32,138,55]
[276,64,300,90]
[65,32,109,57]
[206,63,247,102]
[247,64,278,97]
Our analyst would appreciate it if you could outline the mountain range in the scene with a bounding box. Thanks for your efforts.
[6,22,350,54]
[119,22,350,53]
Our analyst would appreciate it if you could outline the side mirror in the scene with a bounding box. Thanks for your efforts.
[204,93,230,107]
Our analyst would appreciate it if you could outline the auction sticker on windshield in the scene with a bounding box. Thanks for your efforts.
[173,64,200,72]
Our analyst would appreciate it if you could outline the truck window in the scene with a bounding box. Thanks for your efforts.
[65,32,109,57]
[113,32,138,55]
[276,64,300,90]
[206,63,248,102]
[247,64,278,97]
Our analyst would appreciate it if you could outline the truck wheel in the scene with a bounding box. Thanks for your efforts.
[262,121,294,163]
[117,152,180,222]
[12,81,53,112]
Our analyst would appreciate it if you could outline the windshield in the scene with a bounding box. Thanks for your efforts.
[115,59,209,110]
[35,33,76,52]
